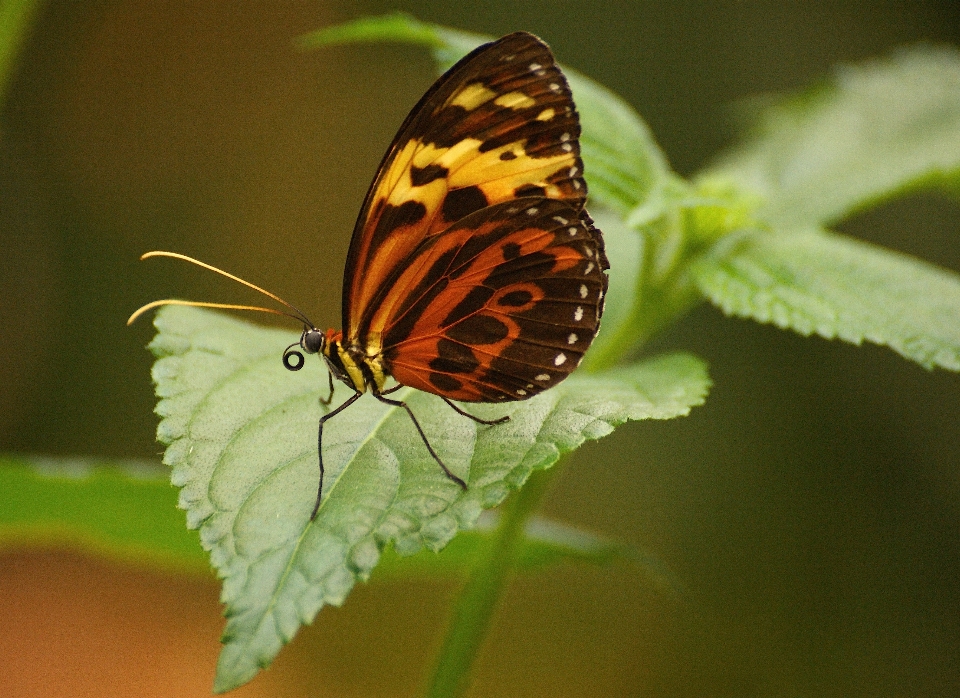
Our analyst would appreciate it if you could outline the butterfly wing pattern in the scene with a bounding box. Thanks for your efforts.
[127,31,610,522]
[344,31,608,402]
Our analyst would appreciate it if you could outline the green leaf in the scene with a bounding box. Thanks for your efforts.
[693,227,960,370]
[0,455,210,574]
[0,456,661,583]
[707,45,960,228]
[298,13,671,216]
[148,305,709,692]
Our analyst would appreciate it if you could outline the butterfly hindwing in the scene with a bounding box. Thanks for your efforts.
[344,32,587,339]
[370,198,608,402]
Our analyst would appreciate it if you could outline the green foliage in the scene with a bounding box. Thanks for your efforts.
[694,227,960,370]
[706,45,960,227]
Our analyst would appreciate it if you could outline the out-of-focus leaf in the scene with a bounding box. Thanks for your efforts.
[707,45,960,228]
[0,455,209,574]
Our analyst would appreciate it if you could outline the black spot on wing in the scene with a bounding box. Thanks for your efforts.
[446,313,510,346]
[441,285,494,328]
[429,339,480,374]
[500,151,517,161]
[514,184,546,198]
[498,289,532,307]
[410,163,449,186]
[430,372,463,392]
[485,250,557,288]
[501,242,522,260]
[442,186,489,222]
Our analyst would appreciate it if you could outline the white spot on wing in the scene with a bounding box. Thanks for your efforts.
[569,166,578,177]
[529,62,542,71]
[585,262,595,274]
[579,284,588,299]
[549,82,561,92]
[561,143,573,152]
[535,373,550,381]
[516,388,527,396]
[526,207,539,216]
[567,333,578,344]
[554,353,567,366]
[574,306,584,321]
[560,132,571,141]
[553,216,569,225]
[568,226,578,236]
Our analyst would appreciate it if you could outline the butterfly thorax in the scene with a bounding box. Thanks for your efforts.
[320,328,388,394]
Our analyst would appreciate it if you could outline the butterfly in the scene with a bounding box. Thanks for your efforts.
[129,32,609,519]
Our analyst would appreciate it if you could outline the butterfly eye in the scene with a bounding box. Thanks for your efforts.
[303,329,324,354]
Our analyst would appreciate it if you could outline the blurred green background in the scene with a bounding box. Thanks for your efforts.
[2,1,959,696]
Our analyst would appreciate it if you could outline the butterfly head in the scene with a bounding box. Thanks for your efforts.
[301,327,325,355]
[282,326,326,371]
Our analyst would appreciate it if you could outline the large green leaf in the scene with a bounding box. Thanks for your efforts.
[148,305,709,691]
[0,455,210,574]
[694,227,960,370]
[298,12,671,217]
[707,45,960,228]
[0,454,656,581]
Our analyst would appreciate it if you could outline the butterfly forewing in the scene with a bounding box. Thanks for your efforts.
[344,32,587,339]
[370,198,608,402]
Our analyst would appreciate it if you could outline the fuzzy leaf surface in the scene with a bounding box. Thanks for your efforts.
[694,227,960,370]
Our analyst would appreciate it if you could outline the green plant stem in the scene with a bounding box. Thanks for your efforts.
[0,0,44,110]
[423,466,558,698]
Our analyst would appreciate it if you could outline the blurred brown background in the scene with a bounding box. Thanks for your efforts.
[2,1,959,696]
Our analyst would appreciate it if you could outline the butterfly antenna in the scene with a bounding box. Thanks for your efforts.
[127,251,317,328]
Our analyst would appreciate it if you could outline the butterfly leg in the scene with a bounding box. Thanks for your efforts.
[319,371,335,406]
[311,390,362,520]
[373,391,468,491]
[440,396,509,426]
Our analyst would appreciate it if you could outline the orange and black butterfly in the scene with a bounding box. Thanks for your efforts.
[129,32,609,518]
